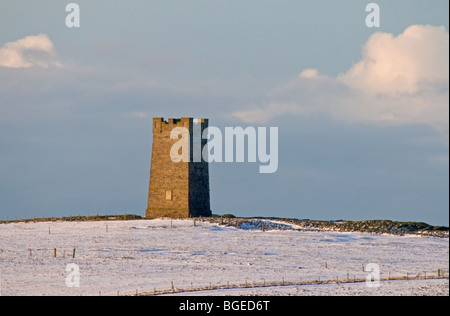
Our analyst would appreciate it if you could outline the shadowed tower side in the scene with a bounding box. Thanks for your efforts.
[145,117,211,218]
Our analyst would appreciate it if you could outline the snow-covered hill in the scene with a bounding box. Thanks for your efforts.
[0,219,448,296]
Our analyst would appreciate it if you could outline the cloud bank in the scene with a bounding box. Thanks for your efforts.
[0,34,61,68]
[234,25,449,140]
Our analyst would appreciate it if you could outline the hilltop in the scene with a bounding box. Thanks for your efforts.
[205,216,449,238]
[1,214,448,238]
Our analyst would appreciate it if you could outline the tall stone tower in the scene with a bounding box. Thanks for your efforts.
[145,117,211,218]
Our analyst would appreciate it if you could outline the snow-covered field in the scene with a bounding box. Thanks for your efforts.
[0,219,448,296]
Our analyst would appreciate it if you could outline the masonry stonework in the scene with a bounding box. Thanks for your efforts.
[145,117,211,218]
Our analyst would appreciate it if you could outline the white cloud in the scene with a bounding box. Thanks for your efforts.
[0,34,61,68]
[339,25,448,96]
[233,25,449,141]
[299,68,320,79]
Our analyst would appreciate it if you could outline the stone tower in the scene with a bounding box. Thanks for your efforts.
[145,117,211,218]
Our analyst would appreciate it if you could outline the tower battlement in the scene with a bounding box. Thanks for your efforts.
[152,117,208,133]
[146,117,211,219]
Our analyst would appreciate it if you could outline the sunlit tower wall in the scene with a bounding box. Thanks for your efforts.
[145,117,211,218]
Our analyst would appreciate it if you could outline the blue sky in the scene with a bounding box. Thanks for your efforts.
[0,0,448,225]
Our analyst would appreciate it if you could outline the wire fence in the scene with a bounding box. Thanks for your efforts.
[119,269,449,296]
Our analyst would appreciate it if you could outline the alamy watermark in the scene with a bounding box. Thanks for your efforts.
[170,126,279,174]
[365,263,381,288]
[64,3,380,29]
[365,3,380,28]
[65,3,80,28]
[65,263,80,288]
